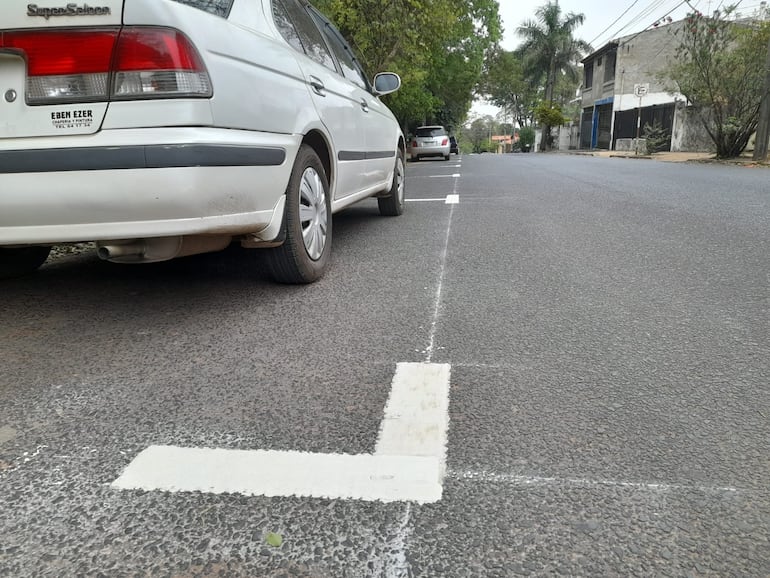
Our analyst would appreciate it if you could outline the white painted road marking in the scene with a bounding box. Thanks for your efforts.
[112,363,451,503]
[376,363,451,476]
[429,174,461,178]
[112,448,442,503]
[406,194,460,204]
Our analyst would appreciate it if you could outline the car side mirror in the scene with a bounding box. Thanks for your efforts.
[373,72,401,96]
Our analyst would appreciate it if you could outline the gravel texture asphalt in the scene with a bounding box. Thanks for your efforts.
[1,153,768,577]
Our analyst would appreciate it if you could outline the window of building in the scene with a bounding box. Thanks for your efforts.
[604,51,617,83]
[584,62,593,89]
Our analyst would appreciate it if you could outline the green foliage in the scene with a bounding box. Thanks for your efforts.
[515,1,590,150]
[480,48,539,128]
[313,0,501,129]
[663,9,770,158]
[516,1,591,105]
[460,116,496,153]
[518,126,536,148]
[642,121,670,154]
[534,102,568,128]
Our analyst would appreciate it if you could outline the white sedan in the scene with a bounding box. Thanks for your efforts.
[0,0,406,283]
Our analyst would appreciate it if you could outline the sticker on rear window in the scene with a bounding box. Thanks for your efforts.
[51,109,93,129]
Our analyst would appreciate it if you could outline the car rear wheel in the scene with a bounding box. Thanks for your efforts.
[443,154,450,161]
[378,153,405,216]
[265,145,331,284]
[0,246,52,279]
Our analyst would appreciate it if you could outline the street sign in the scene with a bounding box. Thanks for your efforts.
[634,83,650,98]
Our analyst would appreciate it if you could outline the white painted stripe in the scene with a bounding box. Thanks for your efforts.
[405,198,450,202]
[375,363,451,475]
[429,174,461,178]
[113,362,452,503]
[112,446,442,503]
[445,194,459,204]
[449,470,741,493]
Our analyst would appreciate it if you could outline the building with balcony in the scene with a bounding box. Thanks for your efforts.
[579,20,713,152]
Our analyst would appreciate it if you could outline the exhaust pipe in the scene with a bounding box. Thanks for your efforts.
[97,242,145,260]
[96,236,231,263]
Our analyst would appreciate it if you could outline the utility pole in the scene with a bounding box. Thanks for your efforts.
[753,32,770,162]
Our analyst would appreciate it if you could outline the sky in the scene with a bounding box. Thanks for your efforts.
[473,0,769,117]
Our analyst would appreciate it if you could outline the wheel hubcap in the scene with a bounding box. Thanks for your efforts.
[299,167,328,261]
[396,157,405,204]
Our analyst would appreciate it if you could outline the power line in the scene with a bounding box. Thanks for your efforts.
[618,0,691,46]
[591,0,671,47]
[587,0,642,46]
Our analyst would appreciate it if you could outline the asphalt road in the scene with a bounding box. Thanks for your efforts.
[1,153,768,577]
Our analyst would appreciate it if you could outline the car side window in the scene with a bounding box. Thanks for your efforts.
[274,0,336,72]
[308,10,369,91]
[169,0,233,17]
[272,0,304,53]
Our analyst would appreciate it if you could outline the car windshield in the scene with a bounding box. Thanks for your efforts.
[416,127,446,137]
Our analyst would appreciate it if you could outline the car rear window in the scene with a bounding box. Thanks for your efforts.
[169,0,233,17]
[416,127,446,137]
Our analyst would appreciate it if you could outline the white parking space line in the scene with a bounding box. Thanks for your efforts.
[405,195,460,204]
[449,470,742,493]
[112,363,451,503]
[112,447,441,503]
[376,363,451,475]
[429,174,461,178]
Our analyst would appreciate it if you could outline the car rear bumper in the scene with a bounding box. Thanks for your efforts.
[410,144,450,159]
[0,127,299,245]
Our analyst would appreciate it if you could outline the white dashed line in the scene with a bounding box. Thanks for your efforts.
[445,194,459,204]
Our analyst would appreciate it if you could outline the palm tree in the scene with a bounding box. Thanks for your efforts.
[517,1,591,150]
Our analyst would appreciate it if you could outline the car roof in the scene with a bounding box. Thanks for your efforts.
[417,125,445,129]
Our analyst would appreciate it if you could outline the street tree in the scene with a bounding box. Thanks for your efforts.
[662,7,770,158]
[517,1,590,150]
[461,115,496,153]
[480,48,538,128]
[314,0,500,130]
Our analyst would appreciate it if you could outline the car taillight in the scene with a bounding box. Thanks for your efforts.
[411,140,418,148]
[1,29,117,103]
[442,138,448,146]
[112,28,211,99]
[0,27,211,105]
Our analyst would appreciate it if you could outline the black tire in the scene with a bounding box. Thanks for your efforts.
[0,246,51,279]
[265,145,331,284]
[443,154,450,161]
[378,153,405,217]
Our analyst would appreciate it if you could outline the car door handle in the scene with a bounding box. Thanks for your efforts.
[360,99,369,113]
[309,76,325,96]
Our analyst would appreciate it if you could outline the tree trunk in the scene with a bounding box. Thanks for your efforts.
[539,56,557,152]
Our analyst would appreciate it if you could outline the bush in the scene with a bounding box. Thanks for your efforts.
[642,121,670,154]
[518,126,535,152]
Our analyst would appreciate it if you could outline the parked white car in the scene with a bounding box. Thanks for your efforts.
[410,125,450,161]
[0,0,405,283]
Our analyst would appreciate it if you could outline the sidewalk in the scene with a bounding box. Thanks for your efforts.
[566,149,769,166]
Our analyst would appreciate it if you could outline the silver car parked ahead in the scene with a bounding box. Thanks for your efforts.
[410,125,450,161]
